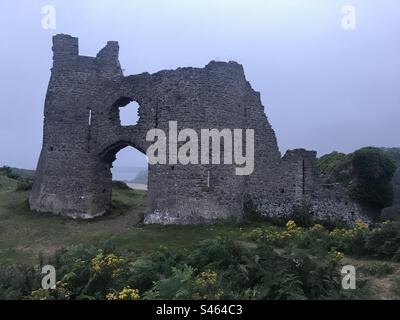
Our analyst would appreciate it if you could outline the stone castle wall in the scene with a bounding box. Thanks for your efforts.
[29,34,365,224]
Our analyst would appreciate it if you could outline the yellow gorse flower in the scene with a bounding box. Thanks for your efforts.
[330,228,356,239]
[355,220,368,230]
[256,221,304,244]
[311,224,325,232]
[192,270,222,300]
[91,251,125,275]
[332,251,345,262]
[106,287,140,300]
[286,220,297,231]
[250,228,263,238]
[29,288,52,300]
[195,270,218,287]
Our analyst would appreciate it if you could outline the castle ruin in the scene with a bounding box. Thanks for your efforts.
[29,34,364,224]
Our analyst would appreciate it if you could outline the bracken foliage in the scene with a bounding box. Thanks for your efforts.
[3,219,400,300]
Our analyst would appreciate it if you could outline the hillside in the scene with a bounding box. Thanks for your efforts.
[131,169,148,185]
[10,167,35,180]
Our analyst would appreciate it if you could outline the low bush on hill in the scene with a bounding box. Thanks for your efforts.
[13,221,400,300]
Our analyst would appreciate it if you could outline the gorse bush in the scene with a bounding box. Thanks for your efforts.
[106,287,140,300]
[20,234,367,300]
[243,220,400,261]
[142,265,223,300]
[7,220,400,300]
[366,263,394,278]
[0,265,41,300]
[363,222,400,260]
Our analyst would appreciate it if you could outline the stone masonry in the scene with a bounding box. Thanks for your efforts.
[29,34,365,224]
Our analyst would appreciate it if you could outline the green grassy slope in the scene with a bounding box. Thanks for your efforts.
[2,171,400,299]
[0,176,255,265]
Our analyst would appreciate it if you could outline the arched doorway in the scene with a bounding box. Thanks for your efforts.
[112,146,148,190]
[99,141,149,222]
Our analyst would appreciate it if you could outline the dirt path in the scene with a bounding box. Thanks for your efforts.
[342,257,400,299]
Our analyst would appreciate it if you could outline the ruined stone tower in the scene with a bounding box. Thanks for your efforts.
[30,34,364,224]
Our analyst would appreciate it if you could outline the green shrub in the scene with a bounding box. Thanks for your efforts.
[363,222,400,260]
[0,166,13,177]
[381,206,400,221]
[318,148,397,219]
[17,222,397,301]
[187,238,245,271]
[284,207,314,228]
[48,243,132,300]
[325,221,400,260]
[0,265,40,300]
[0,166,20,180]
[126,248,184,293]
[350,147,396,210]
[143,265,194,300]
[16,179,33,191]
[318,152,352,185]
[366,263,394,278]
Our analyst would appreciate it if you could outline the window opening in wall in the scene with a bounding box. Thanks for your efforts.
[119,101,140,126]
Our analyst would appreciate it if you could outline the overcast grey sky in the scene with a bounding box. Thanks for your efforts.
[1,0,399,170]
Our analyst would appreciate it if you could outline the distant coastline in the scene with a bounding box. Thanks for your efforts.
[111,166,147,184]
[127,183,148,191]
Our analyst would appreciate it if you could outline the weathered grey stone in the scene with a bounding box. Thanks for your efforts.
[29,34,366,225]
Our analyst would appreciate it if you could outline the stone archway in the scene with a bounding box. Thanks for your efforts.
[100,140,146,164]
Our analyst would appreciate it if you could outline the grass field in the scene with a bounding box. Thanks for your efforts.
[1,172,400,299]
[0,174,257,265]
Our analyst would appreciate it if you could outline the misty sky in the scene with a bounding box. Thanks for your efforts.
[1,0,399,170]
